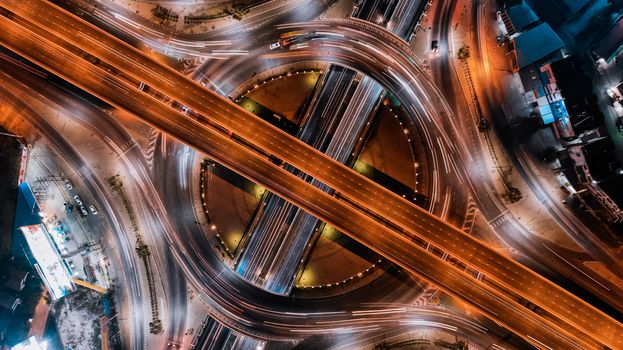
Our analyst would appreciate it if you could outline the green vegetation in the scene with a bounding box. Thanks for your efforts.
[457,45,471,60]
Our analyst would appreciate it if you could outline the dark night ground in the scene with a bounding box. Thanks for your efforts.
[0,128,21,255]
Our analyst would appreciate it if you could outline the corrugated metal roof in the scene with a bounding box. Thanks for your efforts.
[514,23,565,68]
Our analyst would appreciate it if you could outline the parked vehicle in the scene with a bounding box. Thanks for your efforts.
[74,194,83,206]
[89,205,98,215]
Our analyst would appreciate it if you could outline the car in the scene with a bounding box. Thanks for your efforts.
[269,42,281,50]
[74,194,83,206]
[79,205,88,216]
[89,205,98,215]
[64,179,73,190]
[431,40,439,52]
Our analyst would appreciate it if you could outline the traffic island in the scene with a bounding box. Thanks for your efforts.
[108,175,162,334]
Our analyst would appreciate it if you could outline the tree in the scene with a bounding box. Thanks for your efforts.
[457,45,470,60]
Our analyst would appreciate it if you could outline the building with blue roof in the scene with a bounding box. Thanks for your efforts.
[504,1,539,35]
[12,182,42,259]
[525,0,592,28]
[559,0,592,15]
[511,22,565,71]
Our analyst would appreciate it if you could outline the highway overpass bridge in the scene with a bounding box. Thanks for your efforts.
[0,1,621,349]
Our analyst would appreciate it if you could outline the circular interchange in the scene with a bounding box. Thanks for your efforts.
[158,18,483,342]
[199,67,431,296]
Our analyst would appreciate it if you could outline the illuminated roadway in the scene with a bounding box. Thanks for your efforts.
[0,29,567,347]
[1,1,622,349]
[3,1,431,348]
[0,16,588,349]
[2,1,620,348]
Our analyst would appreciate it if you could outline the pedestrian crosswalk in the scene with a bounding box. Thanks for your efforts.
[413,287,440,306]
[461,197,478,233]
[143,129,160,169]
[488,211,510,228]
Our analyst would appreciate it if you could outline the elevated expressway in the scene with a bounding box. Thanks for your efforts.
[234,0,424,297]
[0,1,622,349]
[0,26,532,346]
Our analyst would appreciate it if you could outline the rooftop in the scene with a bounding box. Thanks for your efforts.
[525,0,592,28]
[507,1,539,32]
[593,15,623,63]
[20,224,75,301]
[2,266,29,292]
[514,22,564,69]
[561,0,592,15]
[0,290,20,312]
